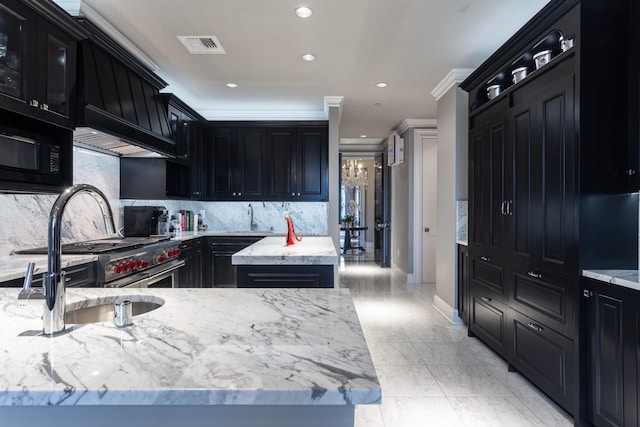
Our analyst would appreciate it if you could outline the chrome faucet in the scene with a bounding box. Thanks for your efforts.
[43,184,116,335]
[248,203,257,231]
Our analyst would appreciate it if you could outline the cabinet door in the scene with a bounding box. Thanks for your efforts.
[458,244,470,325]
[235,127,265,199]
[0,0,35,116]
[511,60,576,279]
[208,128,236,199]
[296,127,328,200]
[267,127,296,200]
[469,107,509,260]
[190,124,204,199]
[585,279,638,427]
[37,19,75,128]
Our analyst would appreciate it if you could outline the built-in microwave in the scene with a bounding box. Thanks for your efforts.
[0,124,70,192]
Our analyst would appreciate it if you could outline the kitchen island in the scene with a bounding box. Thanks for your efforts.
[232,236,339,288]
[0,287,379,427]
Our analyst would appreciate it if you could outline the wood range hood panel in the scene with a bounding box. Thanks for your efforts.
[76,37,176,157]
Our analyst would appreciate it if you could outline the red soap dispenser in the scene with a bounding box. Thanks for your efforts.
[285,216,302,245]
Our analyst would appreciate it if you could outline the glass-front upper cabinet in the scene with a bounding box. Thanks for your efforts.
[0,0,76,128]
[0,0,31,112]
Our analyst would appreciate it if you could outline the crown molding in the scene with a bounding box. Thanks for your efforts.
[79,3,160,72]
[396,119,437,135]
[431,68,474,101]
[200,110,327,121]
[324,96,344,121]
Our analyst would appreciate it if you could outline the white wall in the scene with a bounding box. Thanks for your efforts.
[434,85,468,321]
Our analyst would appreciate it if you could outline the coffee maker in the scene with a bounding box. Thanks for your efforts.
[123,206,169,237]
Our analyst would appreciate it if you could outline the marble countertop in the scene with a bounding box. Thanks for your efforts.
[232,236,339,266]
[582,269,640,292]
[0,287,380,406]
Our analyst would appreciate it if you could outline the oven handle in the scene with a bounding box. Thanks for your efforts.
[118,260,185,288]
[144,260,185,287]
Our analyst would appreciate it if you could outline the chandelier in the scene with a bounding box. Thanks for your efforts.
[342,159,368,188]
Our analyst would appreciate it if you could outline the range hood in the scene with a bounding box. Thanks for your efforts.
[75,36,176,158]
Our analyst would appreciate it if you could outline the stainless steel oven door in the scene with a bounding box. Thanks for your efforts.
[105,259,185,288]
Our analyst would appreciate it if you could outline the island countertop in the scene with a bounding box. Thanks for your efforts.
[0,287,379,408]
[231,236,339,266]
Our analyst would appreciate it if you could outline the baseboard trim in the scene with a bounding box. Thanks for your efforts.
[433,295,464,325]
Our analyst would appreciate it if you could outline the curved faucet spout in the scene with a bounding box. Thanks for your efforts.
[44,184,116,335]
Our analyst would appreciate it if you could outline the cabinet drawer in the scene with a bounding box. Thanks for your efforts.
[510,267,574,339]
[510,309,574,414]
[469,292,508,359]
[469,252,506,302]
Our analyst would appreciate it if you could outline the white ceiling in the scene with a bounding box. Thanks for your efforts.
[72,0,550,147]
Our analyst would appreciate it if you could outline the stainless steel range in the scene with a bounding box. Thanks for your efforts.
[17,237,185,288]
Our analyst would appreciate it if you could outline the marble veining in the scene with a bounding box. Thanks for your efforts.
[582,269,640,292]
[0,288,380,406]
[121,199,329,237]
[232,236,338,265]
[456,200,468,246]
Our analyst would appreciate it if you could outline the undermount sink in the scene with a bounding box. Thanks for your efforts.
[65,296,165,325]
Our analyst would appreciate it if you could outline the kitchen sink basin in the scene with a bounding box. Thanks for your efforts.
[65,296,165,325]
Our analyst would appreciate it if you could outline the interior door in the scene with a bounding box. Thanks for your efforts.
[422,142,437,282]
[374,152,391,267]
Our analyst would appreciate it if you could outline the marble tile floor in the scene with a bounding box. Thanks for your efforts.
[338,260,573,427]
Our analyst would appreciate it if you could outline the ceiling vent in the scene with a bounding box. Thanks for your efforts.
[177,35,226,54]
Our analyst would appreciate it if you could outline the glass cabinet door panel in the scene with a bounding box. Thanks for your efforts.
[0,2,26,99]
[45,33,67,115]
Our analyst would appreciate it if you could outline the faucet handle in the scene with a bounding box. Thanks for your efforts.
[22,262,35,290]
[18,263,44,301]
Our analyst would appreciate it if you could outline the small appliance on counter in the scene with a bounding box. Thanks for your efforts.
[123,206,168,237]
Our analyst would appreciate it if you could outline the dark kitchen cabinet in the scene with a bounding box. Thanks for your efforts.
[178,238,203,288]
[162,94,206,199]
[207,236,262,287]
[206,127,266,201]
[236,264,334,288]
[0,0,79,128]
[584,277,638,427]
[267,127,328,201]
[459,0,639,418]
[509,308,574,412]
[1,261,96,287]
[457,244,470,325]
[120,158,190,200]
[468,99,509,262]
[469,288,509,358]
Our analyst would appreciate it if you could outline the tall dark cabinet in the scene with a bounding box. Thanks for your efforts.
[461,0,637,421]
[205,122,328,202]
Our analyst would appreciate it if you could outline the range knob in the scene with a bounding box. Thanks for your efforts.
[141,260,149,269]
[135,259,143,269]
[156,254,166,264]
[113,264,124,274]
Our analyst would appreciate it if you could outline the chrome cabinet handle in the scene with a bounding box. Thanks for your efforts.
[527,271,542,279]
[29,99,39,107]
[527,323,543,333]
[480,256,490,262]
[41,103,49,111]
[501,201,506,215]
[481,296,492,302]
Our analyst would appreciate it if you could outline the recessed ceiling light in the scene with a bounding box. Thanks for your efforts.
[226,82,238,88]
[360,135,367,138]
[295,6,313,18]
[301,53,316,61]
[374,103,382,107]
[376,82,388,88]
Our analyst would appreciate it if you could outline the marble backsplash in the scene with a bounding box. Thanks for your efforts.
[456,200,468,244]
[0,147,329,256]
